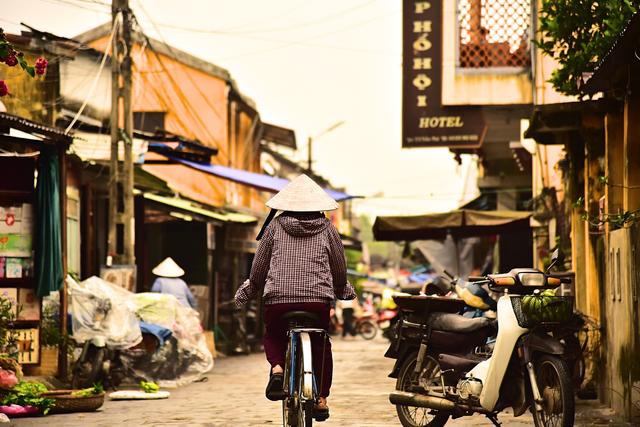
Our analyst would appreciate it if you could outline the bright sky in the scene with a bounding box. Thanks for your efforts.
[2,0,478,216]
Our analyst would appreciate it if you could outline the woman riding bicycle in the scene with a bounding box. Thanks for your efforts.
[234,174,356,420]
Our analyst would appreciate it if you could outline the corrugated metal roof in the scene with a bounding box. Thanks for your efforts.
[70,131,148,162]
[74,23,256,109]
[0,113,73,144]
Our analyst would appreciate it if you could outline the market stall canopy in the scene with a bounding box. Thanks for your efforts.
[135,190,257,224]
[373,209,532,241]
[167,157,356,202]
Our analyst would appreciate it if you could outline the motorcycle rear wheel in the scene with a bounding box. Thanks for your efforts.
[530,355,575,427]
[395,353,450,427]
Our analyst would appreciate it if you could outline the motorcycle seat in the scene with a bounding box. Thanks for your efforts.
[429,312,493,333]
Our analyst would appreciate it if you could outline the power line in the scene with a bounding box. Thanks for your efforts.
[36,0,110,14]
[218,2,309,33]
[131,6,226,150]
[65,12,119,133]
[136,22,399,56]
[133,1,226,122]
[217,8,401,62]
[148,0,378,35]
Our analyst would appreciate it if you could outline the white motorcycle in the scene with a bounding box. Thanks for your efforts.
[386,250,575,427]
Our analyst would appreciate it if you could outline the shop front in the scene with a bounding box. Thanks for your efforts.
[0,113,71,376]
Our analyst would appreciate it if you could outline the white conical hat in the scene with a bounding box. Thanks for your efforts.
[266,174,338,211]
[152,257,185,278]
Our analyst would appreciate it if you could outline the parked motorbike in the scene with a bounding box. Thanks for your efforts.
[68,277,173,389]
[423,269,590,395]
[378,308,400,341]
[386,249,576,427]
[71,322,173,389]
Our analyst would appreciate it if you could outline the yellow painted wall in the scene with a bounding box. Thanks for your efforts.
[0,49,49,123]
[442,0,532,106]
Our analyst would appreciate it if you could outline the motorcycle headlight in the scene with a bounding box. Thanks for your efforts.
[518,272,546,287]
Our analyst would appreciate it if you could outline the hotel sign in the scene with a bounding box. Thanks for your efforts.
[403,0,486,148]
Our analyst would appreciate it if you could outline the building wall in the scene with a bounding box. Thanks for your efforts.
[87,36,266,213]
[606,228,640,418]
[442,0,533,106]
[0,50,50,124]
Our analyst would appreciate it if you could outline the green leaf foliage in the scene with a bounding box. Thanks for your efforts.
[536,0,640,96]
[0,381,55,414]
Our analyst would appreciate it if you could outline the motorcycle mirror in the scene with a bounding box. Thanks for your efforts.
[546,248,565,273]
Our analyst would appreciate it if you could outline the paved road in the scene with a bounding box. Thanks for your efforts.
[13,335,632,426]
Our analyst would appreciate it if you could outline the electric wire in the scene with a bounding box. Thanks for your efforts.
[65,11,119,133]
[36,0,110,14]
[216,9,400,61]
[133,1,226,123]
[149,0,377,35]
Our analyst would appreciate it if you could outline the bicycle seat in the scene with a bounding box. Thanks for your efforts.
[282,311,320,328]
[428,312,494,333]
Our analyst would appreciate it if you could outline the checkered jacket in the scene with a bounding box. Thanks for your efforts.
[234,213,356,307]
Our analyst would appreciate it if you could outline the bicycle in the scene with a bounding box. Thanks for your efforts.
[281,311,329,427]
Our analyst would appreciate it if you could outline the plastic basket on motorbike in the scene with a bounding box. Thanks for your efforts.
[469,268,574,328]
[511,294,574,328]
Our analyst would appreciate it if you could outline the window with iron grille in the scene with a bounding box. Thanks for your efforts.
[458,0,531,69]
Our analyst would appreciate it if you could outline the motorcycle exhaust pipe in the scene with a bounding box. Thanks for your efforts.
[389,391,485,413]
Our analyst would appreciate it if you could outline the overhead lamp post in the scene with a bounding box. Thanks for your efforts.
[307,120,345,174]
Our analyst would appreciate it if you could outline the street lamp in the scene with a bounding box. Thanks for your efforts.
[307,120,345,174]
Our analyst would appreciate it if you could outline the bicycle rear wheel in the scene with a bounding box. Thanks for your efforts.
[298,332,314,426]
[282,338,296,427]
[282,331,314,427]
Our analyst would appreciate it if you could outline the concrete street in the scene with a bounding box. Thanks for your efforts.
[14,336,632,427]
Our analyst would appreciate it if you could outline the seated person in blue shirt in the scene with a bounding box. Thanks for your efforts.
[150,257,197,309]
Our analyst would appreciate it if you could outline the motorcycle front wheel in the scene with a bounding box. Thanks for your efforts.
[72,344,105,389]
[395,352,450,427]
[530,355,575,427]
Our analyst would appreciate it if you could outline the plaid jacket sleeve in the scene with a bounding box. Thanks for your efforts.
[327,225,356,300]
[234,224,275,308]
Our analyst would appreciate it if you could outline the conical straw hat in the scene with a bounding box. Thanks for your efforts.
[266,174,338,212]
[152,257,185,278]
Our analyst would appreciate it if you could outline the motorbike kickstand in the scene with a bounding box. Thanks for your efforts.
[486,414,501,427]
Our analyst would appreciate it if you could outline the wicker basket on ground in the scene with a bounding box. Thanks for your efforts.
[42,390,105,413]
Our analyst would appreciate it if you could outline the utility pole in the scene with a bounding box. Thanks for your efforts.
[307,136,313,173]
[306,120,345,174]
[109,0,135,264]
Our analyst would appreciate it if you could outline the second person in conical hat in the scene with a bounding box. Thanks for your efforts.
[150,257,197,309]
[235,174,356,419]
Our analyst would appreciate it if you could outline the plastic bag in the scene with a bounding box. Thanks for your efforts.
[67,276,142,350]
[127,293,213,387]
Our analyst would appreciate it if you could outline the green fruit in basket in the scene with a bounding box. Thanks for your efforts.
[541,289,556,297]
[540,307,549,322]
[561,302,572,320]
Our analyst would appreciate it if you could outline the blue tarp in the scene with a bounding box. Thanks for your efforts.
[139,321,173,348]
[169,157,356,202]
